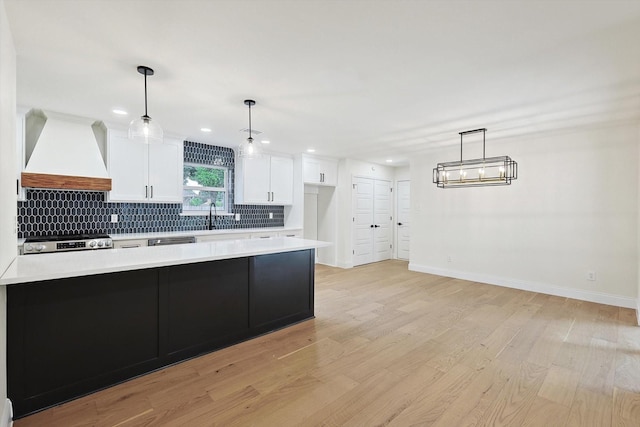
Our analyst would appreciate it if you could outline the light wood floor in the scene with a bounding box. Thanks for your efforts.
[15,260,640,426]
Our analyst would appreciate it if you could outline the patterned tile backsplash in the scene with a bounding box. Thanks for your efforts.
[17,141,285,238]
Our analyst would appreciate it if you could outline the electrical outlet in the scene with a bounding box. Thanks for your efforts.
[235,214,240,221]
[110,214,118,223]
[269,212,273,219]
[586,271,596,281]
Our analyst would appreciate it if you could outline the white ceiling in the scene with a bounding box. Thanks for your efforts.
[5,0,640,165]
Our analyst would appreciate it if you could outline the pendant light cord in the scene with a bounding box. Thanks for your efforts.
[144,71,148,118]
[248,103,252,141]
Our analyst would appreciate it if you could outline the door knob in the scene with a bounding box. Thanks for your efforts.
[398,222,403,226]
[370,225,374,228]
[374,225,380,228]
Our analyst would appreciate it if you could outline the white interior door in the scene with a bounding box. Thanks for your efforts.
[353,177,374,266]
[373,179,392,262]
[352,177,392,266]
[396,180,410,260]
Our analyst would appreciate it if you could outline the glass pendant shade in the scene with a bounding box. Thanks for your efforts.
[237,136,261,158]
[129,115,163,144]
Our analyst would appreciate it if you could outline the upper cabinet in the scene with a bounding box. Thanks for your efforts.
[302,155,337,186]
[107,131,183,203]
[235,154,293,205]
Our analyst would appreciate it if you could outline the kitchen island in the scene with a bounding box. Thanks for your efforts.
[1,237,328,418]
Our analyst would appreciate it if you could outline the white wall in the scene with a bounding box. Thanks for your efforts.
[303,186,318,240]
[284,155,304,229]
[637,124,640,322]
[410,123,639,308]
[394,165,410,182]
[316,185,337,265]
[0,0,16,423]
[336,158,395,268]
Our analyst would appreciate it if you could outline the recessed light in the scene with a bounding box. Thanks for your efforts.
[200,128,212,133]
[112,109,128,115]
[261,140,270,144]
[386,159,393,163]
[307,149,316,153]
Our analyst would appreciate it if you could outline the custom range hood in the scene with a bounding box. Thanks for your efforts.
[21,109,112,191]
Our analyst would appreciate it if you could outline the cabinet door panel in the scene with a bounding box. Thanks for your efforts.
[240,156,270,203]
[7,269,159,411]
[148,140,182,202]
[167,259,249,356]
[319,158,338,186]
[270,156,293,204]
[303,156,321,184]
[108,134,148,201]
[250,250,313,331]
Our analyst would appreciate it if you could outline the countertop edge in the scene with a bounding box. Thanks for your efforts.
[1,238,330,286]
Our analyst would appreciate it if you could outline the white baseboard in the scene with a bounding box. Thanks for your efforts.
[316,261,338,268]
[336,261,353,269]
[0,399,13,427]
[408,263,636,309]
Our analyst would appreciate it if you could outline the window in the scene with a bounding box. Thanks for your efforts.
[183,163,228,214]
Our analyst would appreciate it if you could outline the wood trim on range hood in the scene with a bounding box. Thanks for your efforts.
[21,172,112,191]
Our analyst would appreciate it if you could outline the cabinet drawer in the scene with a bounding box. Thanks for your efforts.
[113,239,148,249]
[250,232,277,239]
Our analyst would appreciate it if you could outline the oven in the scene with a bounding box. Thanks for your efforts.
[22,234,113,255]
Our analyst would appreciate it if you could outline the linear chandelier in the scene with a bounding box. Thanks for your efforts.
[433,128,517,188]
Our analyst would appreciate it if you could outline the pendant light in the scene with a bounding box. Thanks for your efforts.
[129,65,163,144]
[237,99,261,158]
[433,128,517,188]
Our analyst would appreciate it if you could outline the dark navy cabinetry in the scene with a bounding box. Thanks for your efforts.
[7,249,315,418]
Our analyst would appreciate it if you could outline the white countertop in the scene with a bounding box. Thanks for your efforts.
[1,237,329,285]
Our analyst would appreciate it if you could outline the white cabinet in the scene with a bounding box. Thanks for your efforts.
[278,229,302,238]
[107,131,183,203]
[113,239,148,249]
[196,232,250,243]
[148,141,183,202]
[251,229,302,239]
[250,231,278,239]
[269,156,294,204]
[303,155,337,186]
[235,154,293,205]
[237,156,270,203]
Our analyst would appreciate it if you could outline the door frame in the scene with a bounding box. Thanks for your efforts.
[395,179,410,261]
